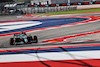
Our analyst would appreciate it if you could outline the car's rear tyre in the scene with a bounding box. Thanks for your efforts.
[27,36,33,42]
[34,36,38,43]
[10,38,14,45]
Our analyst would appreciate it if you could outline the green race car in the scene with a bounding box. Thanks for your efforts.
[10,32,38,45]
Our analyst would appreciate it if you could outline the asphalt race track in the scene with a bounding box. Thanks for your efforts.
[0,13,100,48]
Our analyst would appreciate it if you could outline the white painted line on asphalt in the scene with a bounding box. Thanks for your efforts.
[0,21,42,32]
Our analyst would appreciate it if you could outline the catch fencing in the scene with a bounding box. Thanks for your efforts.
[19,6,77,14]
[0,2,77,15]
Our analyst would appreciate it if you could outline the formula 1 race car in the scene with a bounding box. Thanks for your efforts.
[10,32,38,45]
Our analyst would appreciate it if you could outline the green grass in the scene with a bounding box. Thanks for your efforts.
[37,8,100,15]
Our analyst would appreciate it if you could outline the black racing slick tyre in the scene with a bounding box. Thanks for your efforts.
[27,36,33,42]
[34,36,38,43]
[10,38,14,45]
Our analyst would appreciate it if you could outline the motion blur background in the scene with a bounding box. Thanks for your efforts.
[0,0,100,15]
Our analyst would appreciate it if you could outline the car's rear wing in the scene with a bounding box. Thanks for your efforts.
[14,33,26,36]
[14,34,20,36]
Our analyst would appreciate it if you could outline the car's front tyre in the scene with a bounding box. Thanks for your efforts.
[10,38,14,45]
